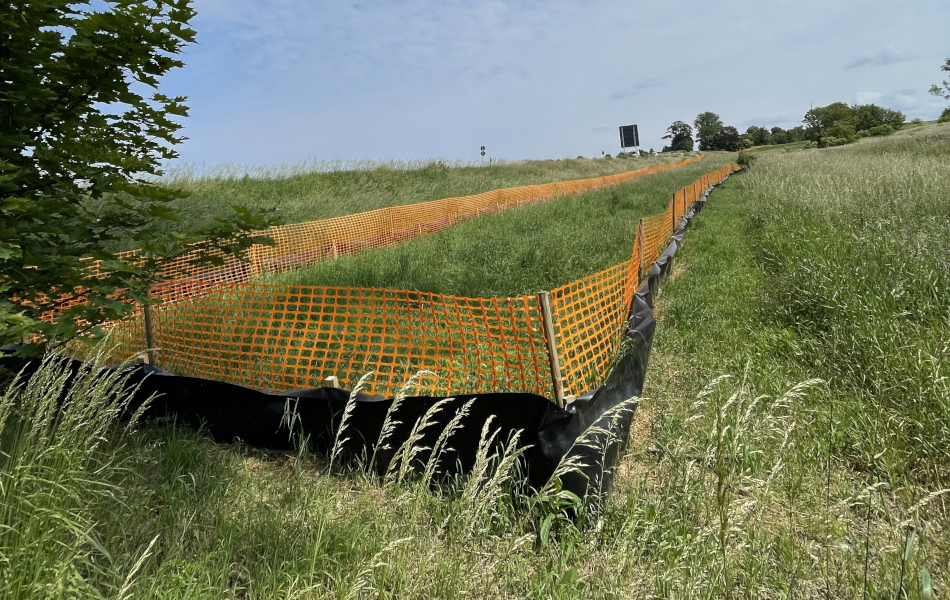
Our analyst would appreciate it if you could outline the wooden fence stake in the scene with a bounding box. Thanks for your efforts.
[143,302,157,366]
[672,193,677,231]
[537,291,565,409]
[637,218,646,279]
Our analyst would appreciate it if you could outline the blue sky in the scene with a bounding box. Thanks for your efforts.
[162,0,950,167]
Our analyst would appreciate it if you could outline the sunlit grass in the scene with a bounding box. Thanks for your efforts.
[260,156,735,297]
[5,130,949,598]
[159,152,709,241]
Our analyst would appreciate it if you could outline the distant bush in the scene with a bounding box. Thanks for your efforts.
[819,136,851,147]
[867,124,895,136]
[804,101,905,142]
[736,150,757,169]
[909,118,924,126]
[801,141,817,149]
[938,108,950,123]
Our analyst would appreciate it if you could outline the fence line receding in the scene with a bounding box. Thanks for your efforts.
[87,162,738,400]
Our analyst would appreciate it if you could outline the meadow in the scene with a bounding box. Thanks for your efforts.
[161,152,701,237]
[2,127,949,598]
[259,155,736,297]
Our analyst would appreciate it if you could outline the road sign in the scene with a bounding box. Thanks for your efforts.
[619,124,639,148]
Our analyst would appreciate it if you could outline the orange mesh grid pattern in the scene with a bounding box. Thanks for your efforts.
[85,154,706,292]
[547,163,736,396]
[236,154,707,280]
[548,258,636,395]
[66,163,739,400]
[119,282,551,397]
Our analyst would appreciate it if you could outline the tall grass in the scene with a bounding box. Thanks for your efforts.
[260,155,736,297]
[645,129,950,597]
[2,356,647,598]
[0,354,153,599]
[153,152,707,246]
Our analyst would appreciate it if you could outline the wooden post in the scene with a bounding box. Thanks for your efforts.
[324,375,339,389]
[537,291,565,409]
[637,218,646,277]
[331,242,338,259]
[672,193,677,231]
[143,302,157,366]
[388,208,396,244]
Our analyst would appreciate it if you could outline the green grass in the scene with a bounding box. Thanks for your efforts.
[636,127,950,596]
[4,130,949,598]
[164,152,708,237]
[259,154,736,297]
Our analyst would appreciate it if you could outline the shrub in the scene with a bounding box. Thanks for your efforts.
[867,124,895,136]
[736,151,757,169]
[819,136,851,148]
[938,108,950,123]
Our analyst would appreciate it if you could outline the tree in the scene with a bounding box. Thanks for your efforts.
[693,112,723,151]
[786,126,805,142]
[708,126,741,151]
[929,57,950,100]
[803,102,854,140]
[745,126,773,146]
[662,121,694,152]
[0,1,276,352]
[853,104,904,131]
[770,127,788,145]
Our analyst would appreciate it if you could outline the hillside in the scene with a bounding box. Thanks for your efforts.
[259,154,735,297]
[163,152,708,233]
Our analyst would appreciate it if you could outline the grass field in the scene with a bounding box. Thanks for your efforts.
[3,129,949,598]
[260,154,736,297]
[162,152,705,238]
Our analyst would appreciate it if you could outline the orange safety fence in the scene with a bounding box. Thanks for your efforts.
[74,163,739,400]
[91,154,707,293]
[100,283,552,398]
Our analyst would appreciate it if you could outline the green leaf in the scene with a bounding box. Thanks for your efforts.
[903,528,917,562]
[539,513,556,546]
[920,566,932,600]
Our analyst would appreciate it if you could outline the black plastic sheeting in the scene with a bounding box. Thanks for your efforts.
[0,178,726,499]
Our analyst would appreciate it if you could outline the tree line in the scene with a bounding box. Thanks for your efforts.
[661,101,919,153]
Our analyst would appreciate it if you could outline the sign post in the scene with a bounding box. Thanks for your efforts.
[619,124,640,155]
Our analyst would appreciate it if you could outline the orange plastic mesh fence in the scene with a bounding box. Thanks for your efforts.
[70,163,738,400]
[100,282,552,397]
[545,163,737,395]
[547,256,639,395]
[88,155,706,293]
[227,154,705,281]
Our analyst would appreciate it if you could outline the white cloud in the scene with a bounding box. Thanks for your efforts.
[162,0,950,166]
[856,89,945,118]
[845,46,916,70]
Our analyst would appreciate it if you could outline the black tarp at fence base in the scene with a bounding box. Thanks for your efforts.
[0,176,730,500]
